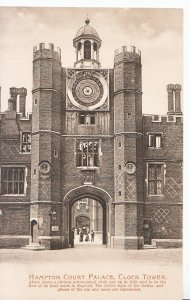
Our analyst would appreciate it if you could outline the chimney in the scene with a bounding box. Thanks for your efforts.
[9,87,17,111]
[167,84,174,115]
[19,87,27,117]
[174,84,182,114]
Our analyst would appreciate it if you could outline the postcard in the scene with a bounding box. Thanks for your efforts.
[0,2,188,300]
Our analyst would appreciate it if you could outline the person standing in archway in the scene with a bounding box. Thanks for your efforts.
[85,232,89,242]
[70,227,75,248]
[91,230,95,242]
[79,230,83,242]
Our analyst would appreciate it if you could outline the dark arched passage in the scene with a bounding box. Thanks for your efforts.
[76,215,90,233]
[63,186,112,247]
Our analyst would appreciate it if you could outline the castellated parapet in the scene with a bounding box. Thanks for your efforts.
[143,114,183,124]
[33,43,61,62]
[114,45,141,65]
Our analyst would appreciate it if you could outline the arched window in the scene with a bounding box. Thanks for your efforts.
[93,42,98,60]
[84,40,91,59]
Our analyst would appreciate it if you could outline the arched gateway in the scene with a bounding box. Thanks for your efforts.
[63,186,112,247]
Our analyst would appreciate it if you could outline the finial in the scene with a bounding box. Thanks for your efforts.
[85,16,90,25]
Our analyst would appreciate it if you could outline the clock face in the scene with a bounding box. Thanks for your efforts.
[67,71,108,110]
[83,86,93,96]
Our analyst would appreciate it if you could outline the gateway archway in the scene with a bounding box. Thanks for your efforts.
[63,186,112,247]
[72,198,103,244]
[76,215,90,232]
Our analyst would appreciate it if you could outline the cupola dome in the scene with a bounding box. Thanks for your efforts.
[75,17,101,41]
[73,18,102,69]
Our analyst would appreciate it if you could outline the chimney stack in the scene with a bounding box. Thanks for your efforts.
[174,84,182,114]
[19,87,27,117]
[167,84,182,115]
[9,87,17,111]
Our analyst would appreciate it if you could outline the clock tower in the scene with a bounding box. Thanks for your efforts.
[30,17,143,249]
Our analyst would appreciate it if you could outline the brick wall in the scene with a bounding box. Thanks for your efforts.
[143,115,183,240]
[0,205,30,235]
[0,110,31,245]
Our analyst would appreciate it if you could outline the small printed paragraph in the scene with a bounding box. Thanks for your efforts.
[28,273,167,292]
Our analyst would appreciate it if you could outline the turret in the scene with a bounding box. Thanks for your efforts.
[113,45,143,249]
[30,42,62,249]
[114,45,142,132]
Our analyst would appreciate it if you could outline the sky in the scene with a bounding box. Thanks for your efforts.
[0,7,183,114]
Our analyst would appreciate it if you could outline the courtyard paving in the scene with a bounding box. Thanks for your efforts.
[0,246,182,300]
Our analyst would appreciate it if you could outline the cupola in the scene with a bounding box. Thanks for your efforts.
[73,17,102,69]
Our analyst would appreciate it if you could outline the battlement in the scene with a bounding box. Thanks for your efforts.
[114,46,141,65]
[33,43,61,61]
[143,114,183,124]
[114,45,141,57]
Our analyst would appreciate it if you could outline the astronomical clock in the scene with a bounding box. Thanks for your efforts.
[66,69,109,111]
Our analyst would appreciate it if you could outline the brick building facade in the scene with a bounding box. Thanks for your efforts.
[0,18,183,250]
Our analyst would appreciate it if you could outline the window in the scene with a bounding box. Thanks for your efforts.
[152,115,161,122]
[84,40,91,59]
[54,150,59,158]
[76,140,99,167]
[1,167,25,195]
[21,133,31,153]
[148,133,162,148]
[77,198,89,210]
[148,164,164,195]
[79,112,95,125]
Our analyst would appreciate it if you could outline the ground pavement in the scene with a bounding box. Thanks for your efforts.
[0,245,182,300]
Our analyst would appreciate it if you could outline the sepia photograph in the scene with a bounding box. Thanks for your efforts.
[0,1,187,299]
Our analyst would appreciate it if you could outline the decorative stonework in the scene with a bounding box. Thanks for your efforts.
[116,171,124,191]
[125,178,136,201]
[63,185,112,207]
[125,161,136,175]
[153,208,170,224]
[39,180,51,201]
[165,177,182,202]
[81,170,95,185]
[1,143,20,160]
[39,161,51,175]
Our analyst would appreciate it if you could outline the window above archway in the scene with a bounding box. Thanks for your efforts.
[76,140,98,167]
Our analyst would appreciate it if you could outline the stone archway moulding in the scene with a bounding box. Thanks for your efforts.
[63,185,112,207]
